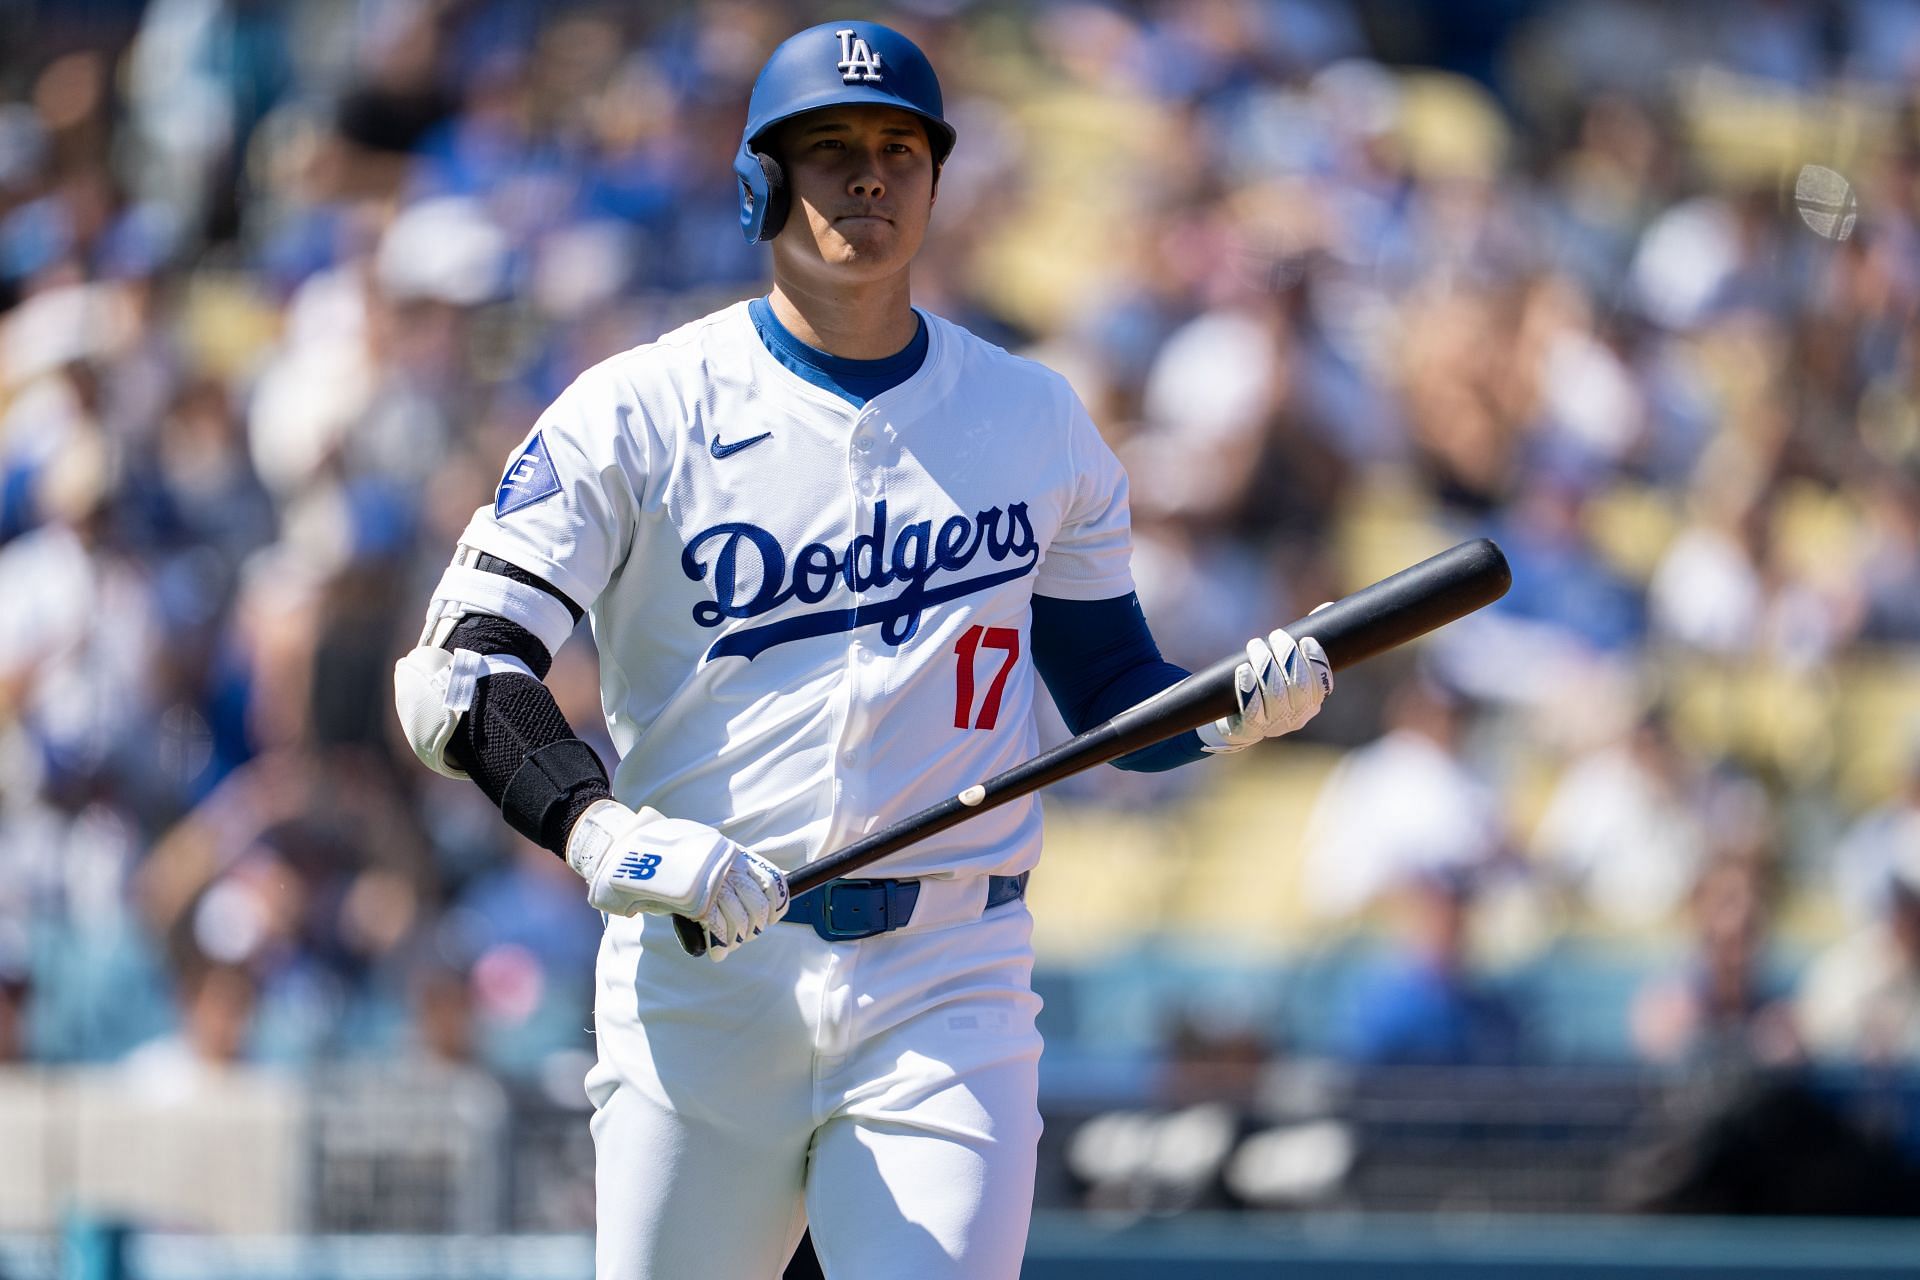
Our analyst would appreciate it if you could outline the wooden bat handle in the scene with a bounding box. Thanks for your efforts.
[674,538,1512,955]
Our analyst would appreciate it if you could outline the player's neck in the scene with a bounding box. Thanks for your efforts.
[767,275,917,361]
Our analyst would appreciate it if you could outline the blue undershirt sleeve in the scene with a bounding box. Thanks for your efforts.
[1029,593,1211,773]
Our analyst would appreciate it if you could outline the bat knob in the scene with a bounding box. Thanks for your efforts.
[672,914,712,957]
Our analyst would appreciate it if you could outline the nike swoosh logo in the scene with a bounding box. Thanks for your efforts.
[710,432,773,460]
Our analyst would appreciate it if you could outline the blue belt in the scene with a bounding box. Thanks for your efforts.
[784,872,1029,942]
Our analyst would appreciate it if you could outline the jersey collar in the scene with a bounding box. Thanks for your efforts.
[735,300,953,418]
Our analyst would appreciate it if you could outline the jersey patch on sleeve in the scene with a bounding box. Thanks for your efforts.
[495,432,562,516]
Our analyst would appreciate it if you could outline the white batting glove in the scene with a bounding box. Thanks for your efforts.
[566,800,789,959]
[1197,626,1334,753]
[697,852,791,963]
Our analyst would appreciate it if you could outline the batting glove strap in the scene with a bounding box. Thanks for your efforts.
[1198,628,1333,753]
[565,799,737,918]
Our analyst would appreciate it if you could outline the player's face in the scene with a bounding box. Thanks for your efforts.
[771,105,937,284]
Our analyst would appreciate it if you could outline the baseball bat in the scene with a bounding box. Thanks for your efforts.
[675,537,1511,955]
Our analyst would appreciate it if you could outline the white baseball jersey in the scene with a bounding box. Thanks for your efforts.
[456,300,1135,881]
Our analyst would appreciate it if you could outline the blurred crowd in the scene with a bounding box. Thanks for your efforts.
[7,0,1920,1165]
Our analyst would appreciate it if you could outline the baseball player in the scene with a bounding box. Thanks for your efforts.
[394,20,1331,1279]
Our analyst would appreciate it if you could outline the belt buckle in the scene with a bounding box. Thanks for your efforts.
[814,878,883,941]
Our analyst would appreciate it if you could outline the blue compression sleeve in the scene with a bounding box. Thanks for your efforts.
[1029,593,1210,773]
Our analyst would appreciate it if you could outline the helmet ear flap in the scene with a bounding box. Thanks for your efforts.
[754,151,789,242]
[734,143,790,243]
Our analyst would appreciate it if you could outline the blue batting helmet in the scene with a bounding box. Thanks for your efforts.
[734,21,957,243]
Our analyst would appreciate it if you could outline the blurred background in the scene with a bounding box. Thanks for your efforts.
[6,0,1920,1275]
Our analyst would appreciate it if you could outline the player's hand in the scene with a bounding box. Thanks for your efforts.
[1197,623,1333,753]
[694,850,790,963]
[565,801,789,953]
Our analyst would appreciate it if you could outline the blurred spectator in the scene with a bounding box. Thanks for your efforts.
[119,957,259,1100]
[1630,854,1798,1067]
[1830,748,1920,926]
[1798,847,1920,1065]
[1491,472,1645,655]
[0,924,28,1063]
[404,960,478,1068]
[1532,707,1710,930]
[447,840,601,1076]
[1298,672,1505,921]
[1854,474,1920,645]
[0,431,161,805]
[135,744,439,1066]
[1161,1010,1275,1108]
[1338,865,1525,1068]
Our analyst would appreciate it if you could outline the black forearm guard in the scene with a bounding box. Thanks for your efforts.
[449,669,611,854]
[441,565,608,855]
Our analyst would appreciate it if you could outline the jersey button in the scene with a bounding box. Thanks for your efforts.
[854,436,875,453]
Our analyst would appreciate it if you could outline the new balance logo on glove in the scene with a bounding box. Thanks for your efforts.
[616,852,663,881]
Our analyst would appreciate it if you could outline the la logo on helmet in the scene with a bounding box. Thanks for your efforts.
[836,29,883,83]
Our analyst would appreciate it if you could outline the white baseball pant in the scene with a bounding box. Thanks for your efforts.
[585,890,1044,1279]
